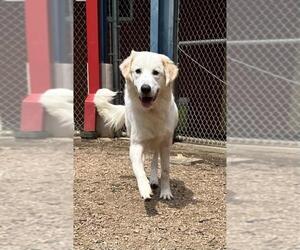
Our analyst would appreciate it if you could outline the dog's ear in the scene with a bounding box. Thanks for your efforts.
[119,50,136,81]
[160,54,179,85]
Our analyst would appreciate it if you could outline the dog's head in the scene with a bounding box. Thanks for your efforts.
[119,51,178,109]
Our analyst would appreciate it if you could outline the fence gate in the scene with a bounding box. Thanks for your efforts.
[175,1,227,146]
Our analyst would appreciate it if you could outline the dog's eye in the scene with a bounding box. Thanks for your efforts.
[152,70,159,76]
[135,69,141,74]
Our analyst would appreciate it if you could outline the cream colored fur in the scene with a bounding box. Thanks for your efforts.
[39,88,74,129]
[94,89,125,131]
[94,51,179,200]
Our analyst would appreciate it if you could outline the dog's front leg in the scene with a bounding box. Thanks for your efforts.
[160,146,173,200]
[149,151,159,189]
[130,144,153,200]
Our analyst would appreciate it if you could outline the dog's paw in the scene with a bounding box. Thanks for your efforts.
[138,181,153,200]
[160,189,173,200]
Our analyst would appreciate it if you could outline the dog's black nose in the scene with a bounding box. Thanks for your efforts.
[141,84,151,94]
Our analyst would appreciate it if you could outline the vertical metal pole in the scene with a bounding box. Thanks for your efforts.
[112,0,119,94]
[173,0,180,100]
[150,0,177,58]
[150,0,179,141]
[100,0,108,63]
[173,0,180,141]
[50,0,62,63]
[158,0,176,58]
[173,0,180,64]
[150,0,159,52]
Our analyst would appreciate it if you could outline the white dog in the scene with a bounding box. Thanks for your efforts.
[94,51,179,200]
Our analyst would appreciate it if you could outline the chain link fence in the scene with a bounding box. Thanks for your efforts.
[0,1,27,133]
[177,0,300,146]
[176,1,226,146]
[227,0,300,145]
[74,0,88,131]
[73,0,299,145]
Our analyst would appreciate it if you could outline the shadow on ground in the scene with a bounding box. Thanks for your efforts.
[143,179,198,216]
[119,175,198,216]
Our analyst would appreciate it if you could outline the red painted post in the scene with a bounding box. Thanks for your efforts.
[86,0,101,94]
[83,0,101,135]
[19,0,52,135]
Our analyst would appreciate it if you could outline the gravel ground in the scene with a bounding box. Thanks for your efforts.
[227,144,300,249]
[2,136,297,249]
[0,138,73,250]
[74,138,226,250]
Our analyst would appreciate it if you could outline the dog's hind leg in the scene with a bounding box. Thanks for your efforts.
[159,146,173,200]
[130,144,153,200]
[149,151,159,189]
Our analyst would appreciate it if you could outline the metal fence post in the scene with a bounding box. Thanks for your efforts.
[150,0,177,59]
[50,0,73,89]
[112,0,119,96]
[150,0,179,141]
[150,0,159,52]
[172,0,180,102]
[100,0,108,63]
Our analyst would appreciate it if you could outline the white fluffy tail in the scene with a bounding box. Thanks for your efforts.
[39,88,74,128]
[94,88,125,131]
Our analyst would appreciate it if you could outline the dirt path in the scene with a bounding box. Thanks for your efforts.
[74,139,225,250]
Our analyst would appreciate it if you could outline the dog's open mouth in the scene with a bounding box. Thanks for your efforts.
[139,92,158,108]
[139,96,155,108]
